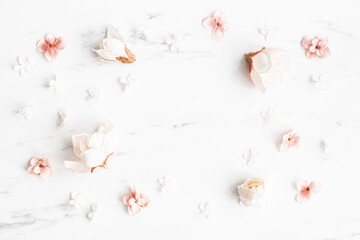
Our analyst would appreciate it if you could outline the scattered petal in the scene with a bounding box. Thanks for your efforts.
[123,187,150,216]
[166,35,184,52]
[27,157,53,180]
[87,203,99,222]
[202,10,229,41]
[321,138,333,159]
[301,36,330,59]
[237,178,265,206]
[37,33,67,62]
[280,130,300,153]
[295,180,321,203]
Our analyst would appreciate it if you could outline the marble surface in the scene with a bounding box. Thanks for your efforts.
[1,0,360,239]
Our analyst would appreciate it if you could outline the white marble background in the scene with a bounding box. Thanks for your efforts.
[1,0,360,239]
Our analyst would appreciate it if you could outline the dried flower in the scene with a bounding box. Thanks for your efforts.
[301,36,330,59]
[296,180,321,203]
[27,157,53,180]
[280,130,300,153]
[37,33,66,62]
[202,10,230,42]
[123,188,150,216]
[237,178,265,206]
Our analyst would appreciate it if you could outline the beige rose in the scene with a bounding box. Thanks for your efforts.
[237,178,265,206]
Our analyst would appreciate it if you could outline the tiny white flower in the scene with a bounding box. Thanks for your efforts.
[68,192,85,209]
[166,35,184,52]
[259,25,278,41]
[48,76,63,94]
[14,56,33,77]
[57,111,68,128]
[16,105,34,120]
[261,107,278,126]
[119,74,136,91]
[87,203,99,223]
[198,201,214,219]
[243,147,261,166]
[157,176,175,194]
[133,24,150,41]
[311,73,330,91]
[86,88,100,102]
[321,139,333,159]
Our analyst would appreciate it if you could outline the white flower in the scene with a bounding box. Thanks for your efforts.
[16,105,34,119]
[243,147,261,166]
[237,178,265,206]
[166,35,184,52]
[311,73,330,91]
[93,25,135,63]
[198,201,214,219]
[87,203,99,222]
[64,123,119,173]
[261,107,278,126]
[157,176,175,194]
[48,76,63,94]
[68,192,85,209]
[119,74,136,91]
[86,88,100,102]
[57,111,68,128]
[133,24,150,41]
[259,25,278,41]
[321,139,333,159]
[14,56,33,77]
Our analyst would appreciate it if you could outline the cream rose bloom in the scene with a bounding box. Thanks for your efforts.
[64,123,119,173]
[237,178,265,206]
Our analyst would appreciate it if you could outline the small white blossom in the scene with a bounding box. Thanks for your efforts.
[57,111,68,128]
[311,73,330,91]
[198,201,214,219]
[14,56,33,77]
[48,76,63,94]
[259,25,278,41]
[119,74,136,91]
[157,176,175,194]
[68,192,85,209]
[321,139,333,159]
[133,24,150,41]
[87,203,99,223]
[166,35,184,52]
[86,88,100,102]
[261,107,278,126]
[243,147,261,166]
[16,105,34,120]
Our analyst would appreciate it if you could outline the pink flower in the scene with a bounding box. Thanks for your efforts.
[37,33,66,62]
[301,36,330,59]
[27,157,54,180]
[245,47,291,93]
[122,188,150,216]
[280,130,300,152]
[202,10,230,42]
[296,180,321,203]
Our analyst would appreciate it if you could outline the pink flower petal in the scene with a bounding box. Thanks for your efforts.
[296,190,310,203]
[296,180,308,191]
[54,37,66,50]
[213,9,224,19]
[319,48,331,58]
[249,67,266,93]
[202,17,214,30]
[129,204,140,216]
[72,134,90,158]
[40,166,53,180]
[221,21,230,31]
[64,161,90,173]
[301,36,313,49]
[211,28,224,42]
[45,33,56,45]
[123,196,132,205]
[44,48,59,62]
[36,40,46,53]
[309,181,322,193]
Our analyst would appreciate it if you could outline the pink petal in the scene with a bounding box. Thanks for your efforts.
[129,204,140,216]
[296,180,308,191]
[296,190,310,203]
[29,157,40,166]
[319,48,331,59]
[40,167,53,180]
[64,161,90,173]
[54,37,66,50]
[211,28,224,42]
[33,166,42,174]
[72,134,90,158]
[280,142,290,153]
[221,21,230,31]
[249,67,266,93]
[44,48,59,62]
[316,48,324,56]
[309,181,322,193]
[36,40,46,53]
[213,9,224,19]
[123,195,132,205]
[301,36,313,49]
[202,17,214,31]
[309,45,316,53]
[318,41,328,49]
[128,198,136,206]
[45,33,56,45]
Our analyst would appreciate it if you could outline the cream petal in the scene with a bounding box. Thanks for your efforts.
[40,167,53,180]
[64,161,90,173]
[88,132,105,150]
[101,127,119,154]
[81,149,107,168]
[92,48,118,62]
[251,52,272,73]
[249,68,266,93]
[72,134,90,158]
[259,69,283,88]
[102,38,127,58]
[106,24,125,43]
[97,122,114,134]
[270,53,291,72]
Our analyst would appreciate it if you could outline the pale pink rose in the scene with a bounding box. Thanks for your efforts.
[237,178,265,206]
[64,123,119,173]
[27,157,53,180]
[93,25,136,63]
[202,10,230,42]
[301,36,330,59]
[245,47,291,93]
[123,188,150,216]
[280,130,300,153]
[37,33,66,62]
[296,180,321,203]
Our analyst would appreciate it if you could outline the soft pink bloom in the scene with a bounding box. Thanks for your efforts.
[27,157,53,180]
[245,47,291,93]
[301,36,330,59]
[296,180,321,203]
[202,10,230,42]
[37,33,66,62]
[123,188,150,216]
[280,130,300,152]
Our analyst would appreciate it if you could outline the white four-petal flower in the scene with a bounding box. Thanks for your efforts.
[86,88,100,102]
[48,76,64,94]
[243,147,261,166]
[17,105,34,120]
[57,111,68,128]
[166,35,184,52]
[68,192,85,209]
[261,107,278,126]
[119,74,136,91]
[259,25,278,41]
[198,201,214,219]
[87,203,99,222]
[311,73,330,91]
[157,176,175,194]
[14,56,33,77]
